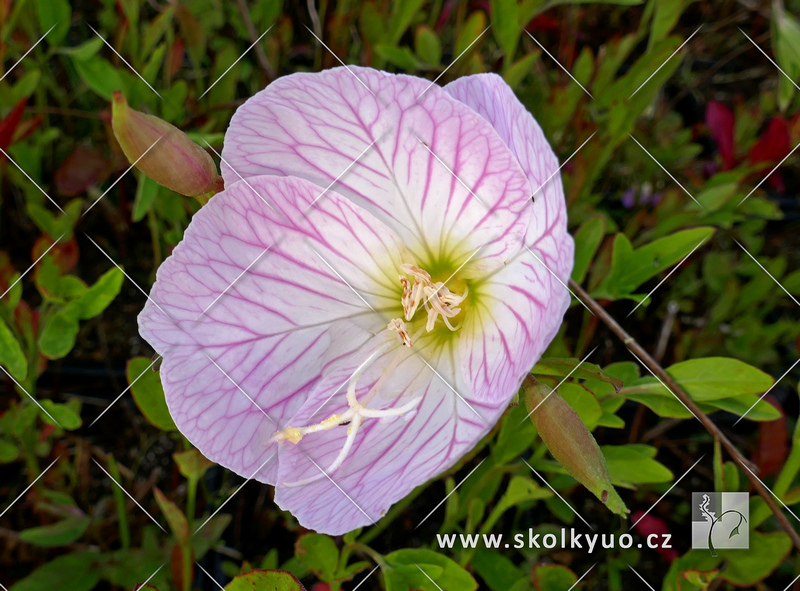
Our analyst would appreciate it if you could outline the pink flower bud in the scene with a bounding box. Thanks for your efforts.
[111,91,222,197]
[524,377,629,516]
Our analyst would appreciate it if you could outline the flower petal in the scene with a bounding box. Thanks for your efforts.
[221,67,533,274]
[138,175,409,481]
[444,74,573,402]
[272,333,502,534]
[445,73,574,283]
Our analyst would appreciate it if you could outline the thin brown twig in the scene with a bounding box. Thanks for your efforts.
[568,278,800,552]
[234,0,276,80]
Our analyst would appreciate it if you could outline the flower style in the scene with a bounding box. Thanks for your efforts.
[138,67,573,534]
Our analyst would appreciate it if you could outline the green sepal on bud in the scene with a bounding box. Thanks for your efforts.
[111,91,223,197]
[523,376,629,517]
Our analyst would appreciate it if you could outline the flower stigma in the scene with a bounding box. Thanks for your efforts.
[272,262,469,485]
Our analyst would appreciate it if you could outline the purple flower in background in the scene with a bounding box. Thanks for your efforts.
[139,67,573,534]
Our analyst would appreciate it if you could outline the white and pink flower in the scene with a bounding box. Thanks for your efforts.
[139,67,573,534]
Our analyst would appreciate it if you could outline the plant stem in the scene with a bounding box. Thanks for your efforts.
[183,477,198,591]
[568,278,800,552]
[107,457,131,550]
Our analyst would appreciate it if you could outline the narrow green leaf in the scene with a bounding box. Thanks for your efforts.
[154,488,189,542]
[36,0,70,46]
[127,356,177,430]
[19,516,91,547]
[571,215,606,284]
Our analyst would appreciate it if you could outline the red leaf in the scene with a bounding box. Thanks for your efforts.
[750,117,791,164]
[54,146,112,196]
[706,101,736,170]
[631,510,679,563]
[32,235,79,274]
[752,395,789,478]
[0,98,27,152]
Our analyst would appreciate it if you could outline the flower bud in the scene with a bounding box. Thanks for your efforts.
[523,376,628,516]
[111,91,223,197]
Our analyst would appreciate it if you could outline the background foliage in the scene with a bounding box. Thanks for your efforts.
[1,0,800,589]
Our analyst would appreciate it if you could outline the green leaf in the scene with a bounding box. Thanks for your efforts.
[174,448,215,482]
[0,317,27,380]
[55,37,104,61]
[388,0,424,44]
[502,52,540,90]
[0,439,20,463]
[40,400,82,430]
[415,26,441,65]
[384,548,477,591]
[375,45,420,71]
[601,444,673,486]
[622,357,773,402]
[454,12,487,58]
[482,476,551,533]
[19,516,91,547]
[224,569,307,591]
[472,549,526,591]
[491,0,520,59]
[133,171,161,222]
[191,514,231,559]
[596,227,714,298]
[72,55,126,101]
[295,534,339,582]
[36,0,70,46]
[773,5,800,111]
[531,564,577,591]
[531,358,623,392]
[718,531,792,586]
[38,310,79,359]
[493,404,538,464]
[154,488,189,542]
[35,256,88,303]
[558,383,603,430]
[127,356,176,430]
[571,215,606,284]
[651,0,692,44]
[10,551,101,591]
[74,268,124,319]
